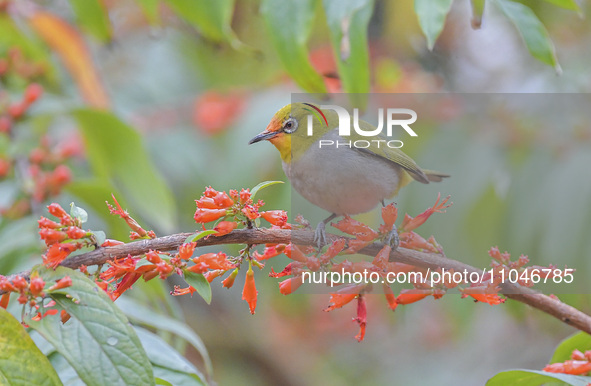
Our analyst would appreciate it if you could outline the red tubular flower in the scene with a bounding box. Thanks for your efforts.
[399,193,452,233]
[242,265,258,314]
[194,208,227,223]
[100,256,136,280]
[382,284,398,311]
[145,250,162,264]
[112,272,141,300]
[222,269,239,289]
[178,242,196,260]
[318,239,346,265]
[156,262,173,279]
[213,191,234,208]
[195,197,219,209]
[278,276,303,295]
[213,221,237,236]
[239,188,251,204]
[171,285,197,296]
[332,216,379,241]
[29,275,45,296]
[399,232,439,253]
[47,203,68,219]
[289,245,309,263]
[241,205,260,220]
[354,295,367,342]
[269,263,292,278]
[0,276,17,292]
[0,293,10,309]
[261,210,288,227]
[192,252,235,271]
[253,244,284,261]
[204,270,224,283]
[396,289,432,305]
[39,229,68,246]
[101,239,125,247]
[543,360,591,375]
[488,246,511,264]
[372,245,392,269]
[324,293,358,312]
[65,226,87,239]
[38,216,61,229]
[48,276,72,291]
[381,203,398,229]
[12,275,27,291]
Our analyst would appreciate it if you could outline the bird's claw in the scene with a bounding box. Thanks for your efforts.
[385,226,400,251]
[314,221,328,249]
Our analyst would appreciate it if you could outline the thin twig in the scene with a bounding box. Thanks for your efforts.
[2,228,590,335]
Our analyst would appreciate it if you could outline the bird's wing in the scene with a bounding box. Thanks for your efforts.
[345,119,430,184]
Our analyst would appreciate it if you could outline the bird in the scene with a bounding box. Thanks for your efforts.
[249,103,448,248]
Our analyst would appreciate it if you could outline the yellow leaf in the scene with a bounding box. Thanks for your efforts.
[29,12,109,109]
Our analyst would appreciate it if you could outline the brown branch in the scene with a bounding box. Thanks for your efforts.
[2,228,591,335]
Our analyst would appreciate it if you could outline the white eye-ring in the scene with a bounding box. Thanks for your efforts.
[282,117,298,133]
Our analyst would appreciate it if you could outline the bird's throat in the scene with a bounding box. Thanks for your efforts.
[270,135,291,163]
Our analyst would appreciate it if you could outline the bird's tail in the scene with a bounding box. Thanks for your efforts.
[423,169,450,183]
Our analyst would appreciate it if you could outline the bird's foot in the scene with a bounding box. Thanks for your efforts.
[384,225,400,251]
[314,221,328,249]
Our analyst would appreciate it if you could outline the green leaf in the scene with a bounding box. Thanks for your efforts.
[68,0,112,42]
[250,180,284,200]
[134,327,207,385]
[48,352,84,386]
[185,230,219,243]
[28,266,155,386]
[155,378,174,386]
[414,0,454,50]
[541,0,581,12]
[495,0,559,69]
[91,230,107,246]
[183,271,212,304]
[261,0,327,94]
[0,308,62,386]
[487,369,591,386]
[134,0,160,24]
[551,332,591,364]
[72,109,176,234]
[69,202,88,223]
[322,0,374,99]
[163,0,246,50]
[117,297,213,377]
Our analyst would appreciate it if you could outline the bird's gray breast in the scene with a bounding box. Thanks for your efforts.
[283,130,401,215]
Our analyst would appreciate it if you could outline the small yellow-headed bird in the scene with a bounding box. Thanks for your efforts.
[249,103,448,247]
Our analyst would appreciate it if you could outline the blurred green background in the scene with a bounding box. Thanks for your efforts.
[1,0,590,385]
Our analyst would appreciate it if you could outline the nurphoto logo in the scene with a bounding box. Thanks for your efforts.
[304,103,418,149]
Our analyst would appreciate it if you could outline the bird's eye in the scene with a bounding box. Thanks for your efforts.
[283,117,298,134]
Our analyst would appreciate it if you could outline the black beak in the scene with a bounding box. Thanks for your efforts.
[248,131,277,144]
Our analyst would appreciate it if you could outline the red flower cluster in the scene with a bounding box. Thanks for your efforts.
[544,349,591,375]
[0,77,77,219]
[0,272,71,320]
[0,47,46,82]
[39,203,91,268]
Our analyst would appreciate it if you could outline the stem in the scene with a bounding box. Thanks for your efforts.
[3,228,591,335]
